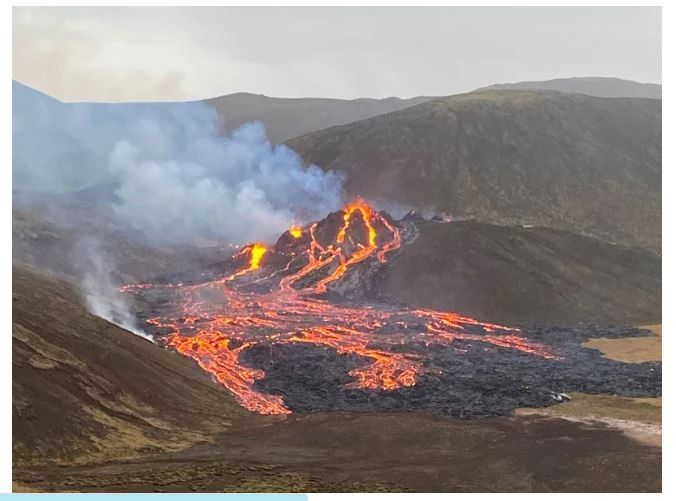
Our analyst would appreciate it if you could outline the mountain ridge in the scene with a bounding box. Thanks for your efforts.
[288,89,661,254]
[203,92,435,143]
[477,77,661,99]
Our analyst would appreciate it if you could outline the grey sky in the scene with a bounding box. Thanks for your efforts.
[13,6,661,102]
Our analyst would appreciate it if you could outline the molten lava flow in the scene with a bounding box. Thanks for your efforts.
[278,200,400,293]
[121,200,561,416]
[227,243,268,280]
[337,200,377,247]
[249,243,267,268]
[166,328,290,415]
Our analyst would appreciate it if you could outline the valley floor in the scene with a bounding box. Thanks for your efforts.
[14,410,661,492]
[12,265,662,493]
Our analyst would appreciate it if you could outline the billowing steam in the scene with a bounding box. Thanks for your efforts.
[12,81,344,245]
[76,237,153,343]
[13,81,345,340]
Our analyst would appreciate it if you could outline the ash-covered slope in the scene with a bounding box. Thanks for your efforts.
[194,206,660,326]
[477,77,662,99]
[203,92,435,143]
[344,217,662,326]
[288,90,661,254]
[12,265,249,467]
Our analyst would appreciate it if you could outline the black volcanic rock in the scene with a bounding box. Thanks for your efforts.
[402,210,426,223]
[127,205,661,421]
[243,328,660,418]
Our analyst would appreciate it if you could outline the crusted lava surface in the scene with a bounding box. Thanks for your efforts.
[121,202,661,418]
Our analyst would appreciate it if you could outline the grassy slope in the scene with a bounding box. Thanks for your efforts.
[289,90,661,254]
[12,264,249,467]
[204,92,435,143]
[583,324,662,363]
[477,77,661,99]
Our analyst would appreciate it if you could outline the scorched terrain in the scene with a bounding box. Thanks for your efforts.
[121,201,661,419]
[13,201,662,492]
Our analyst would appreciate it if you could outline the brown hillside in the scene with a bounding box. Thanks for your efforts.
[205,92,434,143]
[289,90,661,254]
[12,264,249,467]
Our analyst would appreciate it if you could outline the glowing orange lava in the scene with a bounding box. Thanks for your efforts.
[226,243,268,280]
[289,226,302,238]
[121,201,560,415]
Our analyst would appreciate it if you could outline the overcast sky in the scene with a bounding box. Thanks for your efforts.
[13,6,661,102]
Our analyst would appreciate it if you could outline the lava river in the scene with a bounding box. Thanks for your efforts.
[120,200,560,415]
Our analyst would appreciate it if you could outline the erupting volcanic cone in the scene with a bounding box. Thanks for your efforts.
[121,200,559,415]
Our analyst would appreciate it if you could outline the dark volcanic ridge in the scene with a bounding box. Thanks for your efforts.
[121,203,662,420]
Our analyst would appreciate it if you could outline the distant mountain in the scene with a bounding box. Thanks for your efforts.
[12,80,61,106]
[12,81,105,192]
[13,81,436,147]
[12,81,175,194]
[288,90,661,254]
[477,77,661,99]
[203,92,436,143]
[12,201,230,285]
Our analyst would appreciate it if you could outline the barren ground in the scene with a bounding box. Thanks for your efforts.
[13,265,661,492]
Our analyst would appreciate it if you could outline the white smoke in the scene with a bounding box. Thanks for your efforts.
[76,237,154,343]
[12,81,345,245]
[108,120,343,244]
[13,81,345,334]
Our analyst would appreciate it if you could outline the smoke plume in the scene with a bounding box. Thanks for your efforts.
[12,81,345,245]
[76,237,154,342]
[13,81,345,337]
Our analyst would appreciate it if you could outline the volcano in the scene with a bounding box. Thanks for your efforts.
[120,201,660,418]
